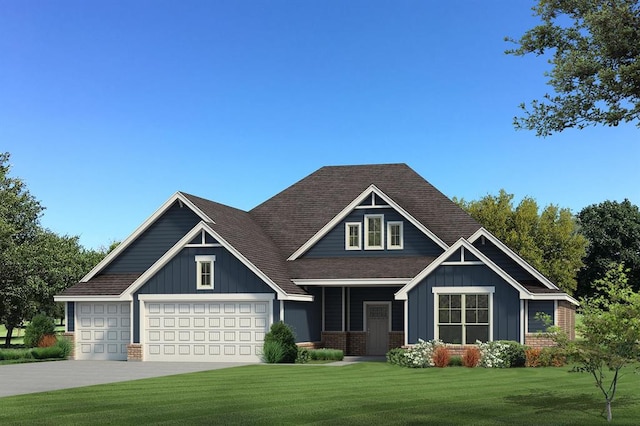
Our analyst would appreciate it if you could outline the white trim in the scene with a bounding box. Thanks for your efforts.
[364,214,384,250]
[431,286,495,294]
[287,185,448,260]
[363,301,392,332]
[354,204,391,209]
[195,255,216,290]
[118,222,312,302]
[346,287,351,332]
[468,228,558,290]
[554,300,558,326]
[341,287,346,332]
[520,300,525,344]
[345,222,362,250]
[280,300,285,323]
[528,293,579,304]
[433,290,493,343]
[322,287,326,332]
[139,299,146,359]
[524,300,529,338]
[55,295,127,302]
[293,278,411,287]
[138,293,275,302]
[81,192,212,283]
[387,221,404,250]
[403,299,409,346]
[184,243,222,248]
[441,261,484,266]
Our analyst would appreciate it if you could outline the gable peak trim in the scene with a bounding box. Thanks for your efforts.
[287,184,449,260]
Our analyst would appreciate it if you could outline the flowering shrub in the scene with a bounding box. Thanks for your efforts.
[404,339,445,368]
[477,340,526,368]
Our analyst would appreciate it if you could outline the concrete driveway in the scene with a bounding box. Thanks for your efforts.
[0,360,250,398]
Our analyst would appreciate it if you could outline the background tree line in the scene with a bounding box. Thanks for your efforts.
[0,153,109,347]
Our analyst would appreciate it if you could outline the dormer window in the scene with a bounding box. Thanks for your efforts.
[345,222,361,250]
[195,255,216,290]
[387,221,403,249]
[364,214,384,250]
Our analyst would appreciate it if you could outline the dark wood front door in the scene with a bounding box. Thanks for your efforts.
[366,304,389,355]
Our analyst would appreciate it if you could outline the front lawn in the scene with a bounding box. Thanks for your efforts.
[1,363,639,424]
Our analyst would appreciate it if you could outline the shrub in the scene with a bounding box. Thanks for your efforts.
[448,355,463,367]
[525,347,566,367]
[38,334,57,348]
[31,345,64,360]
[261,340,285,363]
[404,339,444,368]
[55,337,72,358]
[24,314,56,348]
[386,348,409,367]
[308,348,343,361]
[0,349,33,361]
[432,346,450,368]
[462,347,481,367]
[263,322,297,363]
[296,347,310,364]
[477,340,526,368]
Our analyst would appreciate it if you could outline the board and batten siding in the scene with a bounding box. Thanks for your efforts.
[131,246,276,342]
[472,239,536,282]
[324,287,343,331]
[407,264,520,343]
[103,203,202,274]
[304,208,444,258]
[284,287,323,343]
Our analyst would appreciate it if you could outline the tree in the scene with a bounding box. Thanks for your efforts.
[0,152,44,346]
[550,264,640,422]
[506,0,640,136]
[576,199,640,298]
[456,190,587,293]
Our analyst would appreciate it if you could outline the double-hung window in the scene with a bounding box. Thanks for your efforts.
[387,221,403,249]
[195,255,216,290]
[345,222,361,250]
[364,214,384,250]
[434,287,493,344]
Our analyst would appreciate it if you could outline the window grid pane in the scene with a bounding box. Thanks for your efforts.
[438,293,490,344]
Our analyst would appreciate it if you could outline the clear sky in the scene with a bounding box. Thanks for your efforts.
[2,1,638,250]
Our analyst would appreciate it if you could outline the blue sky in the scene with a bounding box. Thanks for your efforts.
[2,1,638,250]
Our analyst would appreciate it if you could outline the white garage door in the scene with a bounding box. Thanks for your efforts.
[144,300,271,362]
[76,302,130,360]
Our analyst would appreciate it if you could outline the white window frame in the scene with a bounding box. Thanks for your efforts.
[386,221,403,250]
[432,286,494,343]
[345,222,362,250]
[364,214,384,250]
[195,255,216,290]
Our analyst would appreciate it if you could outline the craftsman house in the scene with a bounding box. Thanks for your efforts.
[55,164,577,362]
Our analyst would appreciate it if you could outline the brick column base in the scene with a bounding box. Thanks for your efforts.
[322,332,347,353]
[347,332,366,356]
[62,332,75,360]
[127,344,143,361]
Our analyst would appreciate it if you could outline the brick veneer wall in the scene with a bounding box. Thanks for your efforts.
[347,332,367,356]
[322,332,347,352]
[127,344,143,361]
[62,332,75,360]
[557,301,576,340]
[524,334,557,348]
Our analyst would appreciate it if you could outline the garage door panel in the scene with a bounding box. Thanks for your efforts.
[145,300,270,362]
[76,302,130,361]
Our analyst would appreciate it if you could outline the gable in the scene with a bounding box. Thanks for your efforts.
[303,207,444,258]
[471,238,541,284]
[102,202,202,274]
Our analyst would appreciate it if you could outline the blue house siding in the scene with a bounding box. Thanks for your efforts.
[103,203,201,274]
[407,264,520,343]
[528,300,554,332]
[132,246,276,342]
[348,287,403,331]
[304,208,444,258]
[324,287,343,331]
[284,287,322,343]
[472,239,536,282]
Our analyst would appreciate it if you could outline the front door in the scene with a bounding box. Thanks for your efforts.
[366,304,389,355]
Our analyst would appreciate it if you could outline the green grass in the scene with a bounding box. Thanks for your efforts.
[1,363,639,424]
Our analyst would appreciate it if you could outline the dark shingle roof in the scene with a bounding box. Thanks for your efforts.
[181,192,307,296]
[289,257,437,280]
[60,273,142,296]
[250,164,481,258]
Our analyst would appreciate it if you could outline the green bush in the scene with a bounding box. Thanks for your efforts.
[0,349,33,361]
[31,345,64,360]
[386,348,409,367]
[448,355,463,366]
[296,347,310,364]
[24,314,56,348]
[261,340,285,363]
[55,337,72,358]
[496,340,526,367]
[308,348,343,361]
[263,322,297,363]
